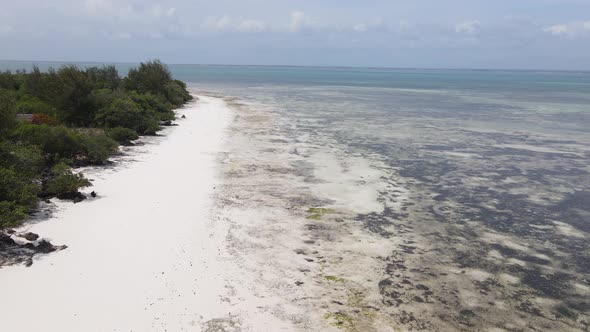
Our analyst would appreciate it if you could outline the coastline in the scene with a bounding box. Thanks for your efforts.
[2,88,587,331]
[0,95,241,331]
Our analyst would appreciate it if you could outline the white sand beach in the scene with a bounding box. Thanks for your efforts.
[0,95,281,331]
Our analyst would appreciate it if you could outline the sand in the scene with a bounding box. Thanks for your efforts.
[0,95,272,331]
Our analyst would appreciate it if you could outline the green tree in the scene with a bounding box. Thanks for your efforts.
[86,65,121,90]
[123,60,172,96]
[55,65,95,125]
[0,89,18,137]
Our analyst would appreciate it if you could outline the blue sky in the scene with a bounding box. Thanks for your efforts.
[1,0,590,69]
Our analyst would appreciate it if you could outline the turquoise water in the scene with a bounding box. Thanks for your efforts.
[2,60,590,93]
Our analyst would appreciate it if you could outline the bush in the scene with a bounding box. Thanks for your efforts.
[12,124,83,161]
[45,162,91,197]
[129,92,175,121]
[15,97,58,118]
[0,168,39,210]
[0,142,44,178]
[0,201,27,228]
[95,98,160,134]
[0,89,18,137]
[79,134,118,164]
[106,127,139,144]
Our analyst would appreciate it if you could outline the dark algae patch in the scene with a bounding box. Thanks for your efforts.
[289,86,590,330]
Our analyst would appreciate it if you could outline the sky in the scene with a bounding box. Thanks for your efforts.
[1,0,590,70]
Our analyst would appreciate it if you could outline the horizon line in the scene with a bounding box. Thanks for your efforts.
[1,59,589,74]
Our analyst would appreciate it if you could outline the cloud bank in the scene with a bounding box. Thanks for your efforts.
[0,0,589,69]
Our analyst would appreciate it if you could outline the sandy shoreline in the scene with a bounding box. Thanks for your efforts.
[3,90,585,332]
[0,95,248,331]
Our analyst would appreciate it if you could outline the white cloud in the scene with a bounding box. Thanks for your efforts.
[544,20,590,38]
[352,19,384,33]
[99,29,132,40]
[237,20,267,32]
[288,11,319,32]
[353,23,368,32]
[455,20,481,34]
[0,25,13,35]
[83,0,176,22]
[202,15,267,33]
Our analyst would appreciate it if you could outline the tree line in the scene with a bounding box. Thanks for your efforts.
[0,60,192,228]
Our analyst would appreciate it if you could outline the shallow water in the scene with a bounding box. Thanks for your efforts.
[194,68,590,330]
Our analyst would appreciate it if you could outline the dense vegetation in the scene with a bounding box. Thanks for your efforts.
[0,60,191,228]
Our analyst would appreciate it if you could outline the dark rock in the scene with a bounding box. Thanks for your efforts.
[91,191,97,198]
[0,233,16,246]
[295,281,304,286]
[35,240,57,254]
[181,115,186,119]
[162,120,173,126]
[416,284,430,290]
[22,232,39,241]
[57,191,87,203]
[6,229,16,234]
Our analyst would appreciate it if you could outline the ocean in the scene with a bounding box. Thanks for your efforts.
[3,61,590,330]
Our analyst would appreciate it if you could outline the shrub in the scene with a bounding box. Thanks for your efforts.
[129,92,175,121]
[15,97,58,118]
[0,142,44,178]
[45,162,91,197]
[95,98,160,134]
[0,168,39,210]
[12,124,83,161]
[0,201,27,228]
[88,88,126,111]
[106,127,139,144]
[79,134,118,164]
